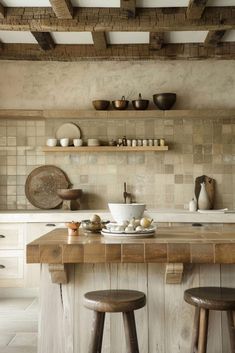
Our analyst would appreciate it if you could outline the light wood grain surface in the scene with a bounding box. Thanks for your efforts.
[27,224,235,264]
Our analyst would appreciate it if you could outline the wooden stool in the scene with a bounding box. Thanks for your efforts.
[184,287,235,353]
[84,289,146,353]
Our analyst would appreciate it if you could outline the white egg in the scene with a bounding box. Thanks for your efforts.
[136,225,143,232]
[134,219,140,227]
[90,214,101,223]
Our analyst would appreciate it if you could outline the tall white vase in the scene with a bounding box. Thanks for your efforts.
[198,182,211,210]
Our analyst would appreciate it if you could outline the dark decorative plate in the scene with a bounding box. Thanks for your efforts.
[25,165,70,209]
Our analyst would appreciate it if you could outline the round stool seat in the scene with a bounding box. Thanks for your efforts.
[184,287,235,311]
[84,289,146,313]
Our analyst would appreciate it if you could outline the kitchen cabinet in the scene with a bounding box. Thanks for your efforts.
[0,223,25,287]
[0,222,62,287]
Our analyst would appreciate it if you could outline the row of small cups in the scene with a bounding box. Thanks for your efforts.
[118,138,165,147]
[46,138,83,147]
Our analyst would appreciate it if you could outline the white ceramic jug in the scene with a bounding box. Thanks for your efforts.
[198,182,211,210]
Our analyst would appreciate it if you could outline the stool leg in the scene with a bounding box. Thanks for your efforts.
[227,311,235,353]
[88,311,105,353]
[197,308,209,353]
[122,311,139,353]
[190,307,200,353]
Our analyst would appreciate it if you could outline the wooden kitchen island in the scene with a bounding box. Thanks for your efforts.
[27,224,235,353]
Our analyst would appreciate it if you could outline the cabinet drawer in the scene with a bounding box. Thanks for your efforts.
[0,250,24,279]
[0,224,24,250]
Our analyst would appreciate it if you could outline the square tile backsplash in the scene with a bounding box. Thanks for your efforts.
[0,116,234,210]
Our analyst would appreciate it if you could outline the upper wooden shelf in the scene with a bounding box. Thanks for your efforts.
[42,146,168,152]
[0,109,235,120]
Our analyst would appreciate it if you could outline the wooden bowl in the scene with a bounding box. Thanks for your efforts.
[57,189,83,200]
[153,93,176,110]
[92,100,110,110]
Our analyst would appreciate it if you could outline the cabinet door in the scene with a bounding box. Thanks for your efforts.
[0,224,24,250]
[25,223,63,287]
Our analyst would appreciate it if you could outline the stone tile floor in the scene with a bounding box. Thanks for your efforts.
[0,297,38,353]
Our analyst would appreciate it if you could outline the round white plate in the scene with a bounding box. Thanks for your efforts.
[56,123,81,144]
[101,230,155,238]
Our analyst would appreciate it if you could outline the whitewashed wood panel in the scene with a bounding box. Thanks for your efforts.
[199,264,222,353]
[39,263,235,353]
[221,265,235,353]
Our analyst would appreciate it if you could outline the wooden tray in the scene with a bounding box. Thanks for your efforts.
[25,165,70,209]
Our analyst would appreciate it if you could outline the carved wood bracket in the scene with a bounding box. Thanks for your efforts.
[48,264,68,284]
[165,263,184,284]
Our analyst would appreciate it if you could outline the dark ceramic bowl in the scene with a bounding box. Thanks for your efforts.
[132,99,149,110]
[57,189,83,200]
[92,100,110,110]
[153,93,176,110]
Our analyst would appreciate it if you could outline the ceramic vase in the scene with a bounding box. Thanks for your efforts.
[198,182,211,210]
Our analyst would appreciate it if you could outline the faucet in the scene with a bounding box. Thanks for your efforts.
[123,182,132,204]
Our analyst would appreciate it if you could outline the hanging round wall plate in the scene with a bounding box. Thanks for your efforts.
[25,165,70,209]
[55,123,81,145]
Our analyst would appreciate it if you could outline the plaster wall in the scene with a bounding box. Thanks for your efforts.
[0,60,234,210]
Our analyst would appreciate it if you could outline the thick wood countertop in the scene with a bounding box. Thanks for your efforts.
[26,224,235,264]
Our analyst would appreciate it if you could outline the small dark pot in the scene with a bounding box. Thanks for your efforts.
[153,93,176,110]
[92,100,110,110]
[112,96,129,110]
[132,94,149,110]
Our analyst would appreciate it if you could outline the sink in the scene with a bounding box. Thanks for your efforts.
[108,203,145,223]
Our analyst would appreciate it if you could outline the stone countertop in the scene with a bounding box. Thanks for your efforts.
[27,224,235,264]
[1,209,235,223]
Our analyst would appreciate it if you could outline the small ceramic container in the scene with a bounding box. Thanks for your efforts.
[137,139,142,146]
[132,139,137,147]
[160,138,165,146]
[60,138,69,147]
[46,138,57,147]
[142,139,148,146]
[154,139,159,146]
[127,139,132,146]
[148,139,153,146]
[73,138,83,147]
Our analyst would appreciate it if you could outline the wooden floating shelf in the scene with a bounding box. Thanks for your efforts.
[0,109,235,120]
[42,146,168,152]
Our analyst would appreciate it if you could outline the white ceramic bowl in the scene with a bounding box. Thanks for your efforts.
[46,138,57,147]
[87,138,100,146]
[60,138,69,147]
[73,138,83,147]
[108,203,146,223]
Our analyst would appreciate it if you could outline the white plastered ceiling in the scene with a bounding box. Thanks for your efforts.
[0,0,235,45]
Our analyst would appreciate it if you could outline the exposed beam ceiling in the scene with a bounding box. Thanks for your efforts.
[187,0,208,20]
[150,32,164,50]
[0,42,234,61]
[0,2,5,19]
[0,7,234,32]
[204,30,226,47]
[92,32,107,51]
[120,0,136,18]
[49,0,73,19]
[31,32,56,50]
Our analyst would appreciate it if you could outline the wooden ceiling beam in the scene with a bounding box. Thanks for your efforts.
[0,7,234,32]
[150,32,164,50]
[31,32,56,51]
[49,0,73,19]
[187,0,208,20]
[204,30,226,47]
[0,42,234,61]
[92,32,107,51]
[120,0,136,18]
[0,2,5,19]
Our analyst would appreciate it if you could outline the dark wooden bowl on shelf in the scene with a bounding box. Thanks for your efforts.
[153,93,176,110]
[92,100,110,110]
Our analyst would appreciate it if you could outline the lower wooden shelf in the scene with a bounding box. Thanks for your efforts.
[42,146,168,152]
